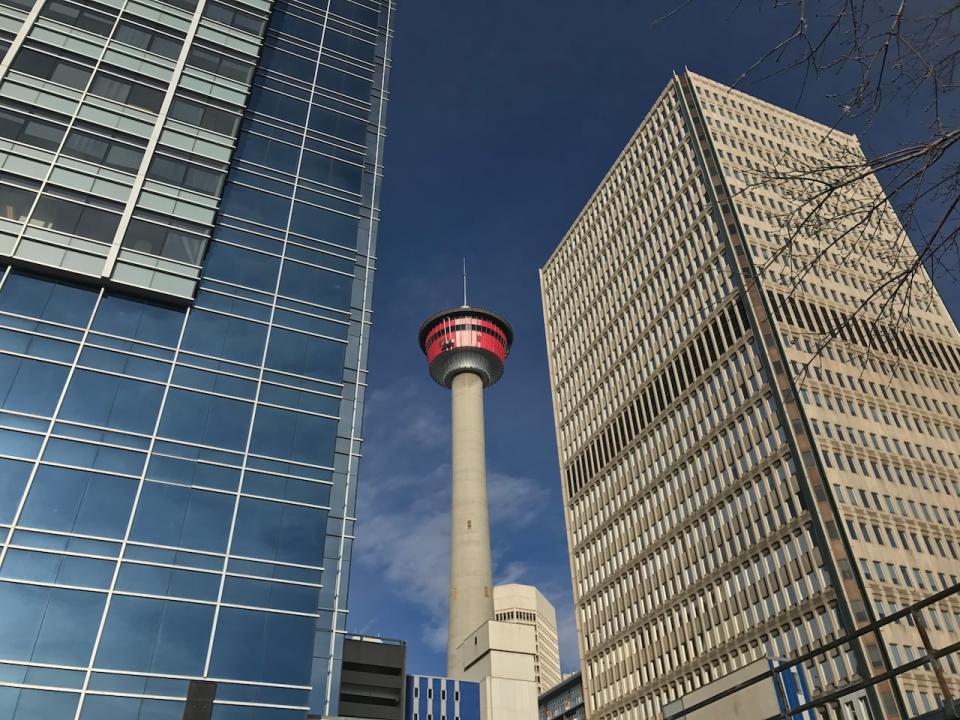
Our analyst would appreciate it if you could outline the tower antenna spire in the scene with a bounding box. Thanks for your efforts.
[462,257,467,307]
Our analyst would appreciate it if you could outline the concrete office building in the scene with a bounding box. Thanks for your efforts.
[494,583,562,694]
[540,71,960,720]
[0,0,392,716]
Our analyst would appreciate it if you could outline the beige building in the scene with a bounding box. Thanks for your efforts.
[539,70,960,720]
[494,584,563,694]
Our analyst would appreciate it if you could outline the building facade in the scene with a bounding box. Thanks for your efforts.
[0,0,392,716]
[405,676,480,720]
[338,635,406,720]
[540,71,960,720]
[493,583,562,694]
[539,673,584,720]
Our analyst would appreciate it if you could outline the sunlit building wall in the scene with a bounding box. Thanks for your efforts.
[540,71,960,720]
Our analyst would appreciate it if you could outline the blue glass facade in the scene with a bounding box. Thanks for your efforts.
[0,0,392,715]
[405,676,480,720]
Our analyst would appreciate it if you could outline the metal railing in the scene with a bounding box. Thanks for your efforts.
[664,582,960,720]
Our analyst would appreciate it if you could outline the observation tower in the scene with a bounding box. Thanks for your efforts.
[418,304,513,676]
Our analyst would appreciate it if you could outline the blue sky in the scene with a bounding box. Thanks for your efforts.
[346,1,960,677]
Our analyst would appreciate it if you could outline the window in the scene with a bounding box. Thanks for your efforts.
[0,688,79,718]
[0,108,65,150]
[202,1,266,36]
[11,48,91,89]
[278,260,353,309]
[95,595,213,675]
[92,293,185,346]
[90,71,164,113]
[181,309,267,364]
[0,271,98,326]
[1,549,115,588]
[158,388,253,451]
[113,21,183,59]
[187,45,254,83]
[19,465,137,537]
[29,194,121,242]
[169,97,240,135]
[0,458,31,524]
[0,355,69,416]
[0,184,36,224]
[147,155,225,195]
[130,481,233,552]
[61,129,144,173]
[122,217,208,264]
[116,562,220,601]
[250,406,337,466]
[218,183,291,228]
[201,242,279,291]
[231,497,326,565]
[209,608,314,684]
[40,0,115,35]
[265,328,345,381]
[0,582,105,665]
[221,576,317,613]
[289,203,358,248]
[78,696,184,720]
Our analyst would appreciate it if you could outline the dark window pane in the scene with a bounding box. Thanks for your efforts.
[1,549,115,588]
[181,309,266,363]
[0,108,65,150]
[0,271,98,326]
[130,481,233,552]
[202,242,278,291]
[30,195,120,241]
[116,562,220,601]
[19,465,137,538]
[209,608,313,684]
[0,355,69,415]
[250,406,337,466]
[80,695,184,720]
[278,260,353,309]
[90,73,164,113]
[92,294,185,346]
[0,184,36,222]
[12,48,91,89]
[41,0,115,35]
[95,595,213,675]
[60,370,164,433]
[231,497,326,565]
[0,687,79,720]
[288,204,358,248]
[158,388,253,451]
[0,582,105,665]
[265,328,345,380]
[222,576,317,613]
[61,130,144,173]
[0,457,31,524]
[219,184,290,228]
[123,219,207,264]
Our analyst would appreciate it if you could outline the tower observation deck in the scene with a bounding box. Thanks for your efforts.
[418,306,513,676]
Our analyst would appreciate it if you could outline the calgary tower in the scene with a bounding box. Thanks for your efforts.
[418,297,513,676]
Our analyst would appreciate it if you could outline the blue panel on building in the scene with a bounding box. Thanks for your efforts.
[406,675,480,720]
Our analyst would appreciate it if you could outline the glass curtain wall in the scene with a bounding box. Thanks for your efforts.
[0,0,392,716]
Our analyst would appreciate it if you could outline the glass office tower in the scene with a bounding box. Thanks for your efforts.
[0,0,392,716]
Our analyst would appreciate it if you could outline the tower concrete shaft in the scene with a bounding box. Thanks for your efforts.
[418,306,513,676]
[447,370,495,675]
